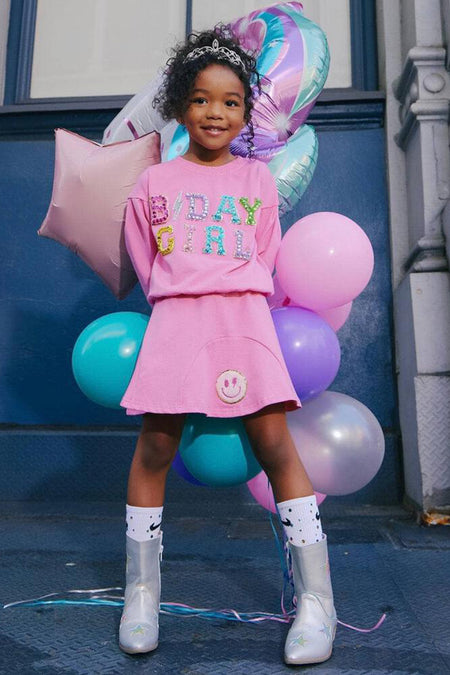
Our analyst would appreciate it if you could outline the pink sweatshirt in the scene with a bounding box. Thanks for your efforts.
[124,155,281,304]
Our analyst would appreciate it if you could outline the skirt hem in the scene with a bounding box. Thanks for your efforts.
[122,396,300,418]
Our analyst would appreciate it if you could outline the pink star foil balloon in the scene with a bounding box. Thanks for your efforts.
[38,128,161,299]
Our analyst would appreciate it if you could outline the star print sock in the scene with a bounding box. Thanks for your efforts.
[277,495,323,547]
[126,504,163,542]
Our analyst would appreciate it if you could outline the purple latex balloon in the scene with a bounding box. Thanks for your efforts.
[271,307,341,401]
[172,451,205,486]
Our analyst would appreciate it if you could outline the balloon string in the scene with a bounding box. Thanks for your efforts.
[270,508,296,618]
[3,587,123,609]
[2,592,386,631]
[160,602,292,624]
[337,614,386,632]
[3,592,291,624]
[2,511,386,632]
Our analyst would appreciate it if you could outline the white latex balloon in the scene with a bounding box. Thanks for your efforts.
[287,391,385,496]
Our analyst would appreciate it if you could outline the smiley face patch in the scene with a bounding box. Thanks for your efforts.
[216,369,247,404]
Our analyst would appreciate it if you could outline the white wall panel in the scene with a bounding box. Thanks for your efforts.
[30,0,351,98]
[0,0,11,103]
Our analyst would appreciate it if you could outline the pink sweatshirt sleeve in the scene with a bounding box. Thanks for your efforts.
[124,173,157,299]
[256,204,282,273]
[255,165,282,273]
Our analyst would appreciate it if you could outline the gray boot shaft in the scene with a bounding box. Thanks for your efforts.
[125,535,162,597]
[284,535,337,665]
[119,534,162,654]
[290,535,334,612]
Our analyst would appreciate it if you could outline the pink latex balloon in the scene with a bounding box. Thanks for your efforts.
[39,128,161,299]
[290,301,353,332]
[316,301,353,332]
[270,276,352,330]
[276,212,374,310]
[247,470,326,514]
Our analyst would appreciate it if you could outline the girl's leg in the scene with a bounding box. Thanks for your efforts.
[127,412,186,506]
[243,403,322,544]
[242,403,312,502]
[119,413,185,655]
[243,403,336,666]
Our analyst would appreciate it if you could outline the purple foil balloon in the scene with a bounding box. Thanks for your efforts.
[271,306,341,401]
[230,128,284,162]
[229,3,329,140]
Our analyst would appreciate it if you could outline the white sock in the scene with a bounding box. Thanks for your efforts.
[126,504,163,542]
[277,495,323,547]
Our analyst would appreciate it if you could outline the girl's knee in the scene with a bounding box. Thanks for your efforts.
[244,417,297,473]
[255,444,292,474]
[137,430,179,472]
[245,418,288,456]
[135,413,185,473]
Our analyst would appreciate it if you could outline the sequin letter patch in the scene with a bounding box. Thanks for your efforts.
[239,197,262,225]
[150,195,169,225]
[216,370,247,404]
[156,225,174,255]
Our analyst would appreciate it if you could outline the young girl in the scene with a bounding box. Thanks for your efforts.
[118,27,337,666]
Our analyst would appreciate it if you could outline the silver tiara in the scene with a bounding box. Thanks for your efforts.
[183,38,246,71]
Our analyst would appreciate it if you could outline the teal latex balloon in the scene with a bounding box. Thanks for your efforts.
[179,414,261,487]
[72,311,150,409]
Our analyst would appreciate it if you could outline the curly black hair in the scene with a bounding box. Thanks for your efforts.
[153,25,261,155]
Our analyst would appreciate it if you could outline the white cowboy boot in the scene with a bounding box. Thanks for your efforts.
[284,535,337,665]
[119,533,163,654]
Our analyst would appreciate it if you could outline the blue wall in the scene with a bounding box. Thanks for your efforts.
[0,126,402,502]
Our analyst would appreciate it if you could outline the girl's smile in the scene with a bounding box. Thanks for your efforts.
[180,63,246,165]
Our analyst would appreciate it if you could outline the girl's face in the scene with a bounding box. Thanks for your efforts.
[180,63,246,164]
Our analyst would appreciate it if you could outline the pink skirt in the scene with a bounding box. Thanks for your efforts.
[121,292,300,418]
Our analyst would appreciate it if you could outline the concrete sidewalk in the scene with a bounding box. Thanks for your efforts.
[1,474,449,674]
